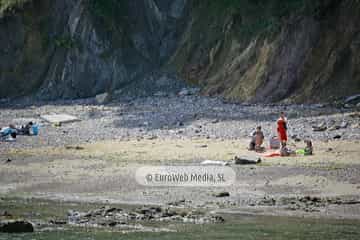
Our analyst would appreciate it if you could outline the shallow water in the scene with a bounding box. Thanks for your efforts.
[1,215,360,240]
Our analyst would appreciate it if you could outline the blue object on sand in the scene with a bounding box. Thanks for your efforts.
[0,127,15,136]
[32,124,39,135]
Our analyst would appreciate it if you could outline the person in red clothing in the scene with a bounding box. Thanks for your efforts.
[277,112,288,147]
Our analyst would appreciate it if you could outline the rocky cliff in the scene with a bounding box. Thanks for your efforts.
[0,0,359,102]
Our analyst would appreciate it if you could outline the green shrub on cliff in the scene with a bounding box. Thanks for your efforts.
[0,0,30,16]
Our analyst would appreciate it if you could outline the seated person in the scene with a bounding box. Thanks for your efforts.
[280,142,296,156]
[304,139,313,155]
[249,126,264,151]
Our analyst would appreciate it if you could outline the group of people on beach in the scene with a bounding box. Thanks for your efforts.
[249,112,313,156]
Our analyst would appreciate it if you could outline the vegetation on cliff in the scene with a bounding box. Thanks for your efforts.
[0,0,30,16]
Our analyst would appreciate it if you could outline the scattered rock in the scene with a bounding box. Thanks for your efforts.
[176,121,184,127]
[213,191,230,198]
[211,119,219,124]
[103,206,121,216]
[312,122,327,132]
[0,211,12,217]
[168,199,186,206]
[53,122,62,127]
[145,135,158,140]
[291,135,301,142]
[178,88,199,96]
[258,197,276,206]
[312,104,325,108]
[65,145,84,150]
[234,156,261,165]
[328,125,340,131]
[108,221,119,227]
[135,206,161,215]
[329,121,348,131]
[326,148,333,152]
[211,215,225,223]
[349,112,360,118]
[197,144,208,148]
[340,121,348,129]
[183,215,225,224]
[344,94,360,105]
[95,92,111,104]
[49,219,67,225]
[62,204,225,227]
[0,220,34,233]
[333,134,342,139]
[153,91,168,97]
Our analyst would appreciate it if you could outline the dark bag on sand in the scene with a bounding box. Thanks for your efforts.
[19,126,30,135]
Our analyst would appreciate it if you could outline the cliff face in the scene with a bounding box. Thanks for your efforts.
[172,0,360,103]
[0,0,359,102]
[0,0,189,99]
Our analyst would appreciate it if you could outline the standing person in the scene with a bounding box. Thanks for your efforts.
[277,112,287,148]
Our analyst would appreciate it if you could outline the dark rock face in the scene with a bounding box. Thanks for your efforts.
[0,220,34,233]
[0,0,188,99]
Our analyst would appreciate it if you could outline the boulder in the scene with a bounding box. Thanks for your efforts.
[333,134,342,139]
[213,191,230,197]
[234,156,261,165]
[0,220,34,233]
